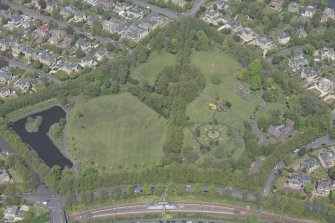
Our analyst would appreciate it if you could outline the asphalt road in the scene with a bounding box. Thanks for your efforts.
[5,56,61,84]
[185,0,206,16]
[131,0,179,19]
[263,160,285,197]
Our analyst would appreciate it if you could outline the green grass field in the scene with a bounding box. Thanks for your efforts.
[66,93,167,170]
[131,51,176,83]
[185,49,263,159]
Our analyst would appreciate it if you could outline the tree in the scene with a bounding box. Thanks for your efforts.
[92,21,103,35]
[143,183,152,195]
[248,58,262,76]
[38,0,46,9]
[32,60,42,69]
[64,25,75,35]
[0,57,8,68]
[330,190,335,201]
[328,167,335,180]
[250,75,262,91]
[303,44,316,55]
[304,183,314,194]
[196,30,209,51]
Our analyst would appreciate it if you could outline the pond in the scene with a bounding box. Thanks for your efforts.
[12,106,73,169]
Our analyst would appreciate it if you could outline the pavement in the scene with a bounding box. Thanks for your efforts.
[5,56,61,84]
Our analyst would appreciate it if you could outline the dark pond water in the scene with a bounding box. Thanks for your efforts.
[12,106,73,169]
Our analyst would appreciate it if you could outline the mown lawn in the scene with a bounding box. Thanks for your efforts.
[131,51,176,83]
[66,93,167,170]
[185,49,264,159]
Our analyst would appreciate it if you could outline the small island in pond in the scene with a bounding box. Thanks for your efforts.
[25,116,43,133]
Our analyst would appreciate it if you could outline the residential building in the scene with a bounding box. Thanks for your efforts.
[80,56,96,67]
[0,69,12,85]
[171,0,186,7]
[84,0,98,6]
[300,66,319,85]
[278,32,290,45]
[267,119,295,141]
[317,78,334,93]
[321,7,335,22]
[127,6,144,19]
[304,5,316,19]
[300,157,320,173]
[239,27,256,42]
[0,168,10,182]
[225,19,242,32]
[13,79,31,92]
[289,54,308,72]
[288,2,300,13]
[45,1,58,13]
[98,0,115,9]
[102,20,119,33]
[314,47,335,61]
[73,11,87,23]
[319,149,335,168]
[35,24,49,37]
[214,0,229,10]
[203,9,220,25]
[62,63,79,74]
[95,48,108,61]
[8,15,22,28]
[287,174,312,190]
[38,51,56,66]
[4,206,22,222]
[75,39,92,51]
[254,35,274,50]
[270,0,284,11]
[0,38,11,51]
[315,179,334,196]
[87,15,102,27]
[60,5,77,17]
[49,30,66,44]
[0,87,10,98]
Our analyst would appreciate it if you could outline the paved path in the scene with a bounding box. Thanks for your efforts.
[5,56,61,84]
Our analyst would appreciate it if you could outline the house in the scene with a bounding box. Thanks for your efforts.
[270,0,284,11]
[0,38,11,51]
[60,5,77,17]
[21,15,34,29]
[225,19,242,32]
[138,14,164,32]
[0,69,12,85]
[278,32,290,45]
[73,11,87,23]
[20,46,35,59]
[102,20,119,33]
[98,0,115,9]
[122,25,147,41]
[13,79,31,92]
[239,27,256,42]
[45,1,58,13]
[62,63,79,74]
[86,15,102,27]
[75,39,92,51]
[317,78,334,93]
[84,0,98,6]
[300,66,319,85]
[214,0,229,10]
[203,9,220,25]
[296,26,307,38]
[8,15,22,28]
[38,51,56,66]
[35,24,49,37]
[114,2,127,14]
[267,119,295,141]
[60,35,72,48]
[254,35,274,50]
[314,47,335,61]
[287,174,312,190]
[319,149,335,168]
[288,54,308,72]
[126,6,144,20]
[303,5,316,19]
[49,30,66,44]
[95,48,108,61]
[0,87,11,98]
[321,7,335,23]
[288,2,300,13]
[300,157,320,173]
[80,56,96,67]
[315,180,334,196]
[4,206,22,222]
[0,168,10,182]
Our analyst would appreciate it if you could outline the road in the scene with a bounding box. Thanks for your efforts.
[5,56,61,84]
[5,1,119,47]
[0,135,67,223]
[185,0,206,16]
[263,160,285,197]
[69,202,315,223]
